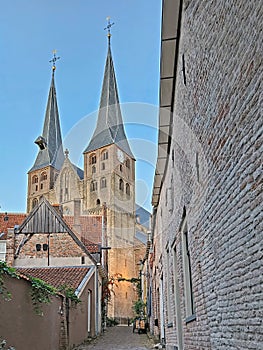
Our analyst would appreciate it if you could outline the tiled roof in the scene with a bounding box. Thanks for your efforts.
[0,213,27,239]
[16,266,91,290]
[64,215,103,244]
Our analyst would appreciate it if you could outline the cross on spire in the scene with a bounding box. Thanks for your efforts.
[49,50,60,72]
[104,16,114,42]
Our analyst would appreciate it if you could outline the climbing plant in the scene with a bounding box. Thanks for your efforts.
[0,261,19,301]
[29,277,57,315]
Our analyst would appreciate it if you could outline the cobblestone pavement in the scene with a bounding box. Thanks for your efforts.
[73,326,155,350]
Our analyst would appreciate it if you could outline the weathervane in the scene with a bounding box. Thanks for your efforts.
[49,50,60,72]
[104,16,114,41]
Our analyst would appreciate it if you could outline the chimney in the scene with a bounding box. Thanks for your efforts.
[73,199,81,235]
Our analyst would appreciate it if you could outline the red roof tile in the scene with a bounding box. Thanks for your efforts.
[0,213,27,239]
[64,215,103,244]
[16,266,91,290]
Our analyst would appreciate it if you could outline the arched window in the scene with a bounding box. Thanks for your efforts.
[92,165,96,174]
[32,198,38,208]
[89,154,96,165]
[119,179,124,191]
[126,183,130,196]
[126,159,130,169]
[90,181,97,192]
[40,172,47,181]
[101,150,108,160]
[120,164,123,172]
[32,175,38,184]
[96,199,101,205]
[101,162,106,171]
[101,177,107,189]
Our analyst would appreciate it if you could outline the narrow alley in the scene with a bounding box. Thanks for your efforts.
[73,326,155,350]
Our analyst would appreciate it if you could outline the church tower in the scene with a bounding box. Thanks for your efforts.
[83,22,137,320]
[27,53,64,212]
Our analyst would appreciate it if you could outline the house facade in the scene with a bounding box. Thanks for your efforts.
[149,1,262,349]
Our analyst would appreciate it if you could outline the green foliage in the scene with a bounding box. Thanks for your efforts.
[57,284,81,305]
[0,261,19,301]
[106,317,119,327]
[133,299,146,316]
[0,337,15,350]
[29,277,57,315]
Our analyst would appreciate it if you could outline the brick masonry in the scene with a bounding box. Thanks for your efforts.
[151,1,262,349]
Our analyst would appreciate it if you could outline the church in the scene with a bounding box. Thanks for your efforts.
[25,26,148,321]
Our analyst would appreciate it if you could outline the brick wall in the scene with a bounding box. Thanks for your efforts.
[151,0,262,349]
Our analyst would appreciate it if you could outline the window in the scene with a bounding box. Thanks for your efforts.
[101,162,106,171]
[101,177,107,188]
[101,150,108,160]
[36,244,41,252]
[119,179,124,191]
[126,159,130,169]
[92,165,96,174]
[40,183,43,190]
[166,248,172,325]
[32,175,38,184]
[35,185,38,191]
[182,218,196,320]
[120,164,123,172]
[90,181,97,192]
[89,154,96,164]
[96,199,101,205]
[40,172,47,181]
[126,183,130,196]
[43,243,48,251]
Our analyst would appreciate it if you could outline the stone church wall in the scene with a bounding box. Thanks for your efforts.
[151,1,262,349]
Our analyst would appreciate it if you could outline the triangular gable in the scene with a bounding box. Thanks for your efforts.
[15,197,97,264]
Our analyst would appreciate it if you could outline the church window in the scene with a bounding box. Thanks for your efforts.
[40,172,47,181]
[101,177,107,188]
[90,181,97,192]
[126,159,130,169]
[89,154,96,165]
[96,199,101,205]
[101,150,108,160]
[40,183,43,190]
[92,165,96,174]
[32,198,38,208]
[119,179,124,191]
[101,162,106,171]
[126,183,130,196]
[32,175,38,184]
[35,185,38,191]
[120,164,123,172]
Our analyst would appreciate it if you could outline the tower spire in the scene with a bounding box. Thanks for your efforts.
[84,21,134,159]
[29,51,64,171]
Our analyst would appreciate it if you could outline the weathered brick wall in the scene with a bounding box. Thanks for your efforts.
[152,1,262,349]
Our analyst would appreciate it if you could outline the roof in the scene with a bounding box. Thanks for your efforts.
[84,42,134,159]
[64,215,103,244]
[16,266,91,290]
[0,213,27,239]
[15,197,97,264]
[30,72,64,172]
[135,204,151,229]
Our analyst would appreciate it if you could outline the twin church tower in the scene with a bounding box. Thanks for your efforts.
[27,25,137,319]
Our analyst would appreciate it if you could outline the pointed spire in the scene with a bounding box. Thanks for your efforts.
[30,53,64,171]
[84,22,134,159]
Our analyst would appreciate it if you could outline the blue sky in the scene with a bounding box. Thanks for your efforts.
[0,0,161,213]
